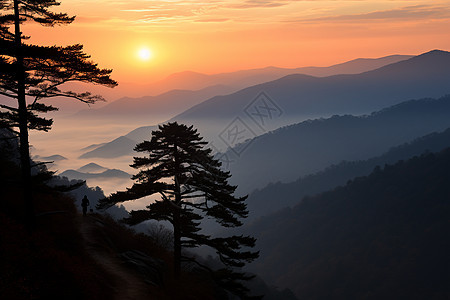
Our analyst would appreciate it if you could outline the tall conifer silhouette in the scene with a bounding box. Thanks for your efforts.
[98,122,258,297]
[0,0,116,229]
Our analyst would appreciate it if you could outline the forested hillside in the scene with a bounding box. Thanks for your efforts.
[246,149,450,299]
[227,95,450,193]
[246,127,450,219]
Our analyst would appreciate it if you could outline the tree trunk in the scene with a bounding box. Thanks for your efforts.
[173,142,182,278]
[173,209,181,279]
[14,0,34,231]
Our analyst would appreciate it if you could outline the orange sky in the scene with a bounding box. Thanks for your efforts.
[22,0,450,85]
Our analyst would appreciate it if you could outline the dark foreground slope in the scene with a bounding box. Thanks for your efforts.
[0,152,117,299]
[0,133,291,299]
[247,149,450,299]
[0,139,218,299]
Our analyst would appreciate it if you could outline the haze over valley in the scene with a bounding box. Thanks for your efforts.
[26,50,450,199]
[2,1,449,298]
[24,49,450,298]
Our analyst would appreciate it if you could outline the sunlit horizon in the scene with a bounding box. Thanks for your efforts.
[16,0,448,85]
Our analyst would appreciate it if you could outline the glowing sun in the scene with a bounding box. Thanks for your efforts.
[137,47,152,61]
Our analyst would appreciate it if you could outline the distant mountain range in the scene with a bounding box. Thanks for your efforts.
[77,163,108,173]
[245,127,450,220]
[225,95,450,193]
[148,54,412,94]
[73,84,236,121]
[33,154,68,162]
[70,54,411,122]
[27,53,410,117]
[171,50,449,139]
[80,50,450,159]
[244,148,450,299]
[79,136,137,159]
[59,163,131,181]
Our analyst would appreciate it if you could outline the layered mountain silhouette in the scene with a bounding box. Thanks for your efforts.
[244,148,450,299]
[245,127,450,220]
[73,84,236,121]
[225,95,450,193]
[172,50,449,134]
[33,154,68,162]
[5,53,409,115]
[59,164,130,181]
[68,54,411,123]
[80,136,137,159]
[80,50,450,159]
[77,162,108,173]
[149,54,412,94]
[80,142,107,153]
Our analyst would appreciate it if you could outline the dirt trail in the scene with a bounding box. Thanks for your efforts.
[78,215,150,300]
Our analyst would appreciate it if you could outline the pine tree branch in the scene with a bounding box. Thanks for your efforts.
[0,89,17,98]
[181,256,214,273]
[0,104,18,111]
[30,161,53,168]
[160,192,182,210]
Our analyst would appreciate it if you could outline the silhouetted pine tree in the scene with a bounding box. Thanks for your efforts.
[0,0,117,230]
[98,122,259,297]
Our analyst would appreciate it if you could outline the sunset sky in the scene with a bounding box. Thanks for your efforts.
[23,0,450,85]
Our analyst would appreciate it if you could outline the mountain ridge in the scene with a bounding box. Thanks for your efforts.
[173,50,449,124]
[153,54,413,93]
[59,168,131,180]
[78,50,449,160]
[68,54,412,121]
[224,95,450,193]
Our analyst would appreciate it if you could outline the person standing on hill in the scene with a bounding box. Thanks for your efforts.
[81,195,90,216]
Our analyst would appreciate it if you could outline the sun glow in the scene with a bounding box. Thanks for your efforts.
[137,47,152,61]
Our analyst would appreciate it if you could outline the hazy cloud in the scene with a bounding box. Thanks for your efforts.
[69,1,450,27]
[294,4,450,23]
[229,0,290,9]
[194,18,231,23]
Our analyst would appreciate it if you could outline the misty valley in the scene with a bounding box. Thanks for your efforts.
[1,10,449,298]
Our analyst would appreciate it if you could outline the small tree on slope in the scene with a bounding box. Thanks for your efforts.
[98,122,259,297]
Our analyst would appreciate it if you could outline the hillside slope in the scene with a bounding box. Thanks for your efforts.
[246,148,450,299]
[246,149,450,299]
[0,139,291,299]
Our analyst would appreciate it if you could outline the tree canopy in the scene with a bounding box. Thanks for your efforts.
[0,0,117,134]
